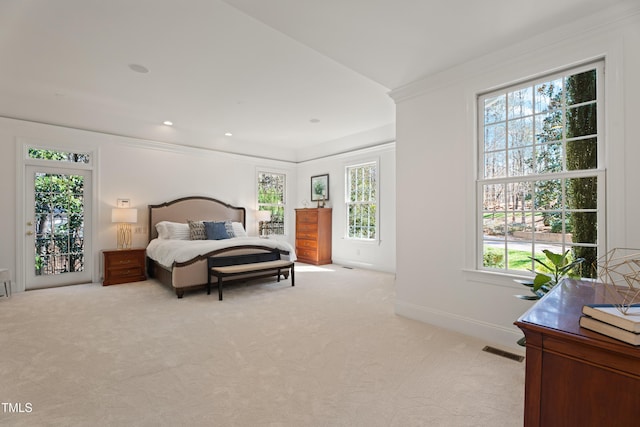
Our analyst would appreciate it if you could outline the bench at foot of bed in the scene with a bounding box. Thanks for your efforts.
[207,260,295,301]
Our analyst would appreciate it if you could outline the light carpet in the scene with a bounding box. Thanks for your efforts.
[0,264,524,426]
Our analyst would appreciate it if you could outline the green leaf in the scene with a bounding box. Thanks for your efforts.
[543,249,567,267]
[533,273,551,290]
[531,256,552,272]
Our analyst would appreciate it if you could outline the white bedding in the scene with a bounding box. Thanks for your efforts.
[147,237,296,269]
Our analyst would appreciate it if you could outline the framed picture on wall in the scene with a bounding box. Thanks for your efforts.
[311,174,329,201]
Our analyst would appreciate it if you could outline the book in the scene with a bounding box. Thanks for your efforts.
[579,316,640,345]
[581,304,640,333]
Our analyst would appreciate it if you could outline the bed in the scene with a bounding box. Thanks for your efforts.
[146,196,296,298]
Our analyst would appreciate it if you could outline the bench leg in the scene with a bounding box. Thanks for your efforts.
[207,272,211,295]
[277,269,281,282]
[218,276,223,301]
[291,264,295,287]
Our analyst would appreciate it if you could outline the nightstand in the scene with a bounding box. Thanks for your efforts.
[102,248,147,286]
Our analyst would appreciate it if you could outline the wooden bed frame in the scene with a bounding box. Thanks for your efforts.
[147,196,291,298]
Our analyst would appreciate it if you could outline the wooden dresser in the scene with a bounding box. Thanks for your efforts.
[103,248,147,286]
[295,208,332,265]
[515,279,640,426]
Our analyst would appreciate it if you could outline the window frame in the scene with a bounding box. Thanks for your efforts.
[476,61,606,276]
[256,170,287,236]
[345,160,379,242]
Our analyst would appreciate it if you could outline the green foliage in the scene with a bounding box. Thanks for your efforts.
[34,171,85,275]
[28,148,90,163]
[531,250,584,290]
[313,180,326,197]
[258,172,284,205]
[514,249,584,346]
[483,248,504,268]
[515,250,584,302]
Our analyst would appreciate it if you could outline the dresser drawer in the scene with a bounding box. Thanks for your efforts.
[296,248,318,260]
[297,231,318,240]
[296,239,318,249]
[296,222,318,233]
[297,210,318,223]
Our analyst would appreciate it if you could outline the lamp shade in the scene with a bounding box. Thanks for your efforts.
[111,208,138,223]
[256,210,271,222]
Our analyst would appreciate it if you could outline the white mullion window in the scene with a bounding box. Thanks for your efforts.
[257,171,286,236]
[477,61,604,278]
[346,161,377,240]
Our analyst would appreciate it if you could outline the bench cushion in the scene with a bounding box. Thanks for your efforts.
[210,260,292,276]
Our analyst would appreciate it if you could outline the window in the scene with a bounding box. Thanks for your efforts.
[28,148,91,164]
[478,62,603,278]
[257,171,285,235]
[346,161,377,240]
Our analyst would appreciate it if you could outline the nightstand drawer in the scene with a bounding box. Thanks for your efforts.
[107,266,145,280]
[106,251,144,267]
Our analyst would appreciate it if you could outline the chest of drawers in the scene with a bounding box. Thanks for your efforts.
[295,208,332,265]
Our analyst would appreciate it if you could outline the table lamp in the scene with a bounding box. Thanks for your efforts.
[112,208,138,249]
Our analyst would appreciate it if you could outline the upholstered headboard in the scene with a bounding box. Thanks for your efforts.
[148,196,246,241]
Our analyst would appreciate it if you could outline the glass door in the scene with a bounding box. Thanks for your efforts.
[24,165,93,289]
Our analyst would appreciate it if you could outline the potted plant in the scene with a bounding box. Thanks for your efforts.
[515,249,585,345]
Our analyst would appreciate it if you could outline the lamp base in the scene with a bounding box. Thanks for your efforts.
[116,223,133,249]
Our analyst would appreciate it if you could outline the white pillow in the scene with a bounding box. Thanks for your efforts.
[155,222,169,239]
[156,221,190,240]
[231,222,247,237]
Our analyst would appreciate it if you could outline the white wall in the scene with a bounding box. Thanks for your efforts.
[296,143,396,273]
[391,5,640,351]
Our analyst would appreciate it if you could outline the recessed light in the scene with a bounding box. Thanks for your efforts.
[224,132,233,136]
[129,63,149,73]
[163,121,173,126]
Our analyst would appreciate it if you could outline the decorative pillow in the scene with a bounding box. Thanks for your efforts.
[157,221,190,240]
[231,222,247,237]
[224,220,235,238]
[188,220,207,240]
[204,221,230,240]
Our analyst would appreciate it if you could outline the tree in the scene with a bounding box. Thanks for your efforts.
[565,70,598,277]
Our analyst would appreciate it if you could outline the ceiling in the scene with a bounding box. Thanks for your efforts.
[0,0,631,162]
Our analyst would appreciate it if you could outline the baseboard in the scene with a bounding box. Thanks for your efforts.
[332,257,396,274]
[395,299,525,354]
